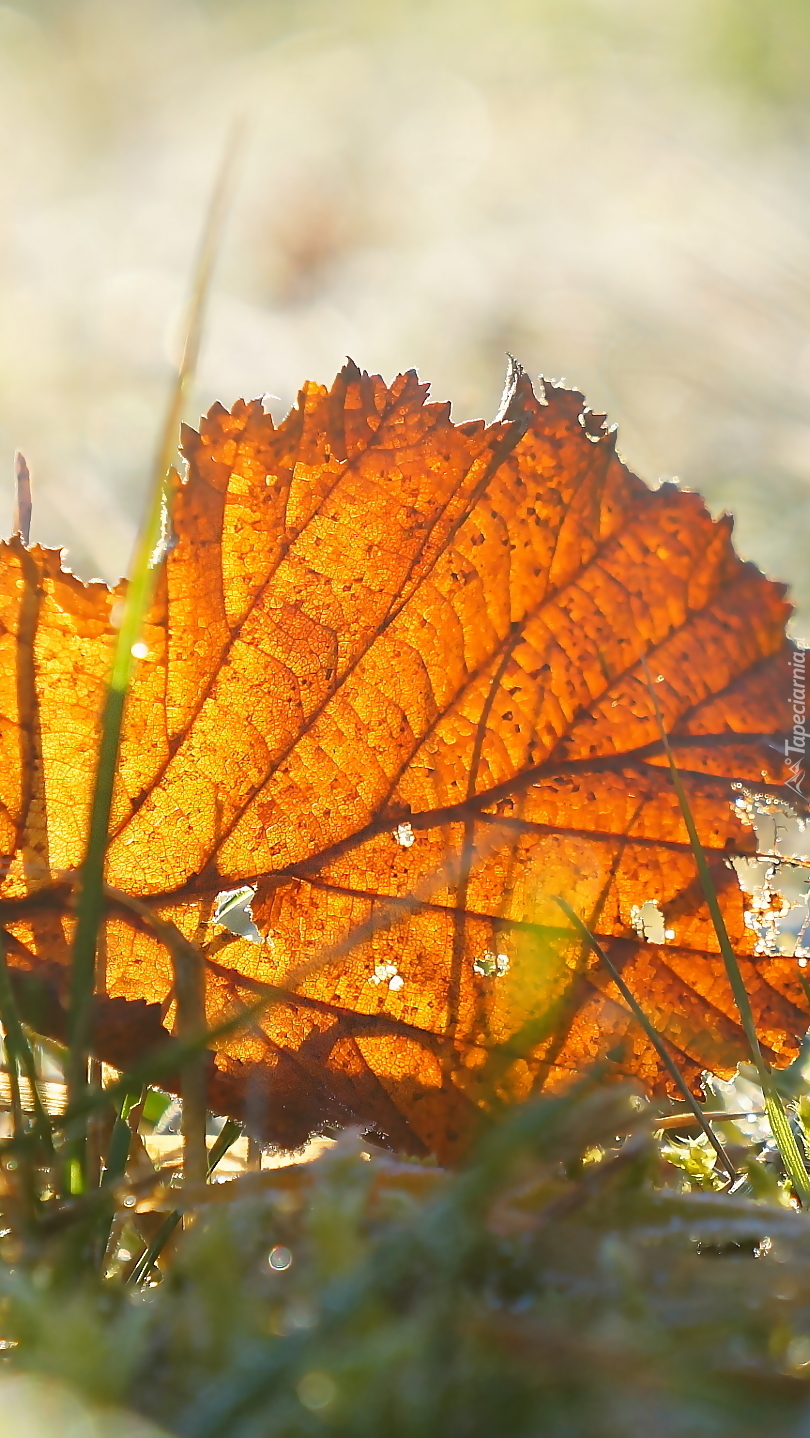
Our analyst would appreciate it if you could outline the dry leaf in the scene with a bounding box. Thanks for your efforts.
[0,361,804,1160]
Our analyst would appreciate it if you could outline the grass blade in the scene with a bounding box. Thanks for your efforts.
[67,124,244,1148]
[128,1118,243,1285]
[128,1210,181,1287]
[102,1086,143,1188]
[173,928,208,1185]
[0,929,55,1220]
[554,895,736,1183]
[0,929,53,1157]
[96,1086,144,1268]
[640,655,810,1204]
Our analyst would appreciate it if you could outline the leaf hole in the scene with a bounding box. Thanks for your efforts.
[473,950,509,977]
[213,885,261,943]
[629,900,673,945]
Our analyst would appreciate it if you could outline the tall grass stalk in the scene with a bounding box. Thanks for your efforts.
[554,896,736,1182]
[66,125,243,1175]
[0,929,53,1158]
[640,656,810,1203]
[127,1117,242,1286]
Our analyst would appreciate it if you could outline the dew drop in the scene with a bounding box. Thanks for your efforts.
[298,1371,336,1410]
[268,1245,293,1271]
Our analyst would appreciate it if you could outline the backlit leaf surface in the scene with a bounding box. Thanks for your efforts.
[0,363,804,1159]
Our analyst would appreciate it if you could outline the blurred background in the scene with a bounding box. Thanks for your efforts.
[1,0,810,627]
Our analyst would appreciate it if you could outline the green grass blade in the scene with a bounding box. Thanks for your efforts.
[0,930,55,1217]
[67,125,244,1134]
[2,1033,23,1146]
[128,1210,181,1287]
[640,655,810,1204]
[102,1086,143,1188]
[0,929,53,1157]
[96,1086,144,1268]
[171,919,208,1185]
[554,895,736,1183]
[206,1118,244,1172]
[127,1118,243,1285]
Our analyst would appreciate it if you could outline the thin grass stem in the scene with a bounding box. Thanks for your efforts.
[554,896,736,1183]
[128,1118,242,1285]
[640,655,810,1204]
[2,1039,23,1146]
[172,933,208,1186]
[67,124,244,1166]
[0,929,53,1157]
[654,1109,764,1130]
[102,1087,143,1188]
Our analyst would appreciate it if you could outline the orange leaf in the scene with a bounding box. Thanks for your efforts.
[0,362,805,1160]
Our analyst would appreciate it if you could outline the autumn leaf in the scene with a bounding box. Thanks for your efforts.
[0,360,805,1161]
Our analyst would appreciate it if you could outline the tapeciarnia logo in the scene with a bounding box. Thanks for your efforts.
[785,645,807,797]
